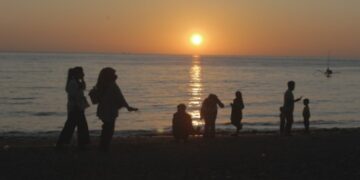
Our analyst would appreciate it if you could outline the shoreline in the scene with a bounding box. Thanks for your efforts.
[0,127,359,147]
[1,127,360,179]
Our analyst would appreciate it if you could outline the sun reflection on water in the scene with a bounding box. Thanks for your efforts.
[188,55,203,127]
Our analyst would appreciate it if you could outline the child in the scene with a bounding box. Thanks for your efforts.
[303,99,311,133]
[230,91,245,136]
[172,104,194,142]
[279,106,285,135]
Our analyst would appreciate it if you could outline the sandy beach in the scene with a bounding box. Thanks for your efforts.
[1,128,360,180]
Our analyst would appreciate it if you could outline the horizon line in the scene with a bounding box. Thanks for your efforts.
[0,50,359,60]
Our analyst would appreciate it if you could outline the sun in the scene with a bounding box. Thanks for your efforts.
[190,34,203,46]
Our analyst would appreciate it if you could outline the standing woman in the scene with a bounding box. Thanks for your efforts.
[95,67,138,152]
[57,67,90,150]
[230,91,245,136]
[200,94,224,138]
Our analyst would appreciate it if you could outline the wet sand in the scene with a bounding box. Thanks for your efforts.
[1,128,360,180]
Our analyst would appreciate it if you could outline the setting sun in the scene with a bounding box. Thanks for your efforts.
[190,34,203,46]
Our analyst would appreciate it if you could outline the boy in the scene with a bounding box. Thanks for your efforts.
[172,104,194,142]
[303,98,311,133]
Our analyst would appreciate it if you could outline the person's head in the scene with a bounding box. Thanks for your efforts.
[96,67,117,94]
[208,93,217,100]
[287,81,295,91]
[97,67,117,85]
[66,68,75,90]
[72,66,84,79]
[303,98,309,105]
[177,103,186,113]
[67,68,75,81]
[235,91,242,99]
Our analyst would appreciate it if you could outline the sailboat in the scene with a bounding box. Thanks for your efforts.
[325,53,333,77]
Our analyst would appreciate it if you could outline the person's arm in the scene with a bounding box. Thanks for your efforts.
[294,96,303,102]
[78,78,86,90]
[216,97,225,108]
[240,99,245,109]
[115,85,138,111]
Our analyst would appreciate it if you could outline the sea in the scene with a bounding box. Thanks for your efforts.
[0,53,360,136]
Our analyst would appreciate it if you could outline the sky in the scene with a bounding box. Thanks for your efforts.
[1,0,359,57]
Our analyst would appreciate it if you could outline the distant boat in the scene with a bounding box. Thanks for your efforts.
[325,52,333,78]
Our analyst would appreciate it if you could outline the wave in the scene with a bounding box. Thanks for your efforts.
[11,97,36,100]
[33,112,64,117]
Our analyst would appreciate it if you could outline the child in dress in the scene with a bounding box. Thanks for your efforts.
[230,91,245,136]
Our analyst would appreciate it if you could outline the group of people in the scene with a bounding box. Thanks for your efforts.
[56,66,310,151]
[172,81,311,142]
[279,81,311,136]
[56,67,138,152]
[172,91,244,142]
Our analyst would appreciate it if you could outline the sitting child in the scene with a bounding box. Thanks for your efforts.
[172,104,194,142]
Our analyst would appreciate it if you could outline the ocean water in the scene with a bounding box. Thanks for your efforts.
[0,53,360,135]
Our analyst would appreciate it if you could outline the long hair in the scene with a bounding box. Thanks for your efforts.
[65,68,75,92]
[96,67,116,97]
[73,66,86,90]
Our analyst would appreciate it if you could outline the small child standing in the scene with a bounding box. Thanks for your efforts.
[279,106,285,135]
[172,104,194,142]
[230,91,245,136]
[302,99,311,133]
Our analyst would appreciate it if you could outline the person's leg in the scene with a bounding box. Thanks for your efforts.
[304,118,309,133]
[204,119,210,138]
[285,114,294,136]
[57,111,77,147]
[280,117,285,135]
[212,113,218,138]
[209,119,216,138]
[77,110,90,148]
[99,120,115,151]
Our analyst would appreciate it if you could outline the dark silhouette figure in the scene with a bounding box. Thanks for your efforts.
[279,106,285,135]
[325,67,333,77]
[283,81,302,136]
[95,67,138,152]
[57,67,90,150]
[303,98,311,133]
[200,94,224,138]
[230,91,245,136]
[172,104,194,142]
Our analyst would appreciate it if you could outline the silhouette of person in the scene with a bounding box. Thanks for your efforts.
[279,106,285,135]
[200,94,224,138]
[302,98,311,133]
[95,67,138,152]
[283,81,302,136]
[57,67,90,150]
[172,104,194,142]
[230,91,244,136]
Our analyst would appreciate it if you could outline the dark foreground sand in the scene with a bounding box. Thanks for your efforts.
[1,129,360,180]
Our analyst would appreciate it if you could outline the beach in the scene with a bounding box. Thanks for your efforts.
[1,128,360,180]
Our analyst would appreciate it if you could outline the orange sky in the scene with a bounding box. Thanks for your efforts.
[1,0,359,57]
